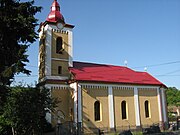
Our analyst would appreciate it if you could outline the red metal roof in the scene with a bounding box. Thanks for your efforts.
[46,0,64,23]
[69,61,166,87]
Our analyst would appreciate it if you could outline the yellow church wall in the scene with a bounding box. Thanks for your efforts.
[82,87,109,133]
[138,88,160,126]
[51,88,74,126]
[51,60,69,76]
[113,88,136,129]
[50,31,71,77]
[51,31,69,60]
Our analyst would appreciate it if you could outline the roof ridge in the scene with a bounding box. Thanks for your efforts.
[73,60,129,68]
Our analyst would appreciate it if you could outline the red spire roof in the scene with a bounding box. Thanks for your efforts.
[69,61,166,87]
[46,0,65,23]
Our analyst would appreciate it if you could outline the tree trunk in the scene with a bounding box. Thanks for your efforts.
[12,127,15,135]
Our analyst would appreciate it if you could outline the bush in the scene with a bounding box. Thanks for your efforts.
[119,130,132,135]
[0,116,11,135]
[43,121,54,133]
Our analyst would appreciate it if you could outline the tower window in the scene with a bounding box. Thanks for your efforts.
[121,100,127,120]
[145,100,150,118]
[58,66,62,74]
[56,37,63,53]
[94,101,101,121]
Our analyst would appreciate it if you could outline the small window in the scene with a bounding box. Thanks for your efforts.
[56,37,63,53]
[94,101,101,121]
[145,100,150,118]
[121,100,127,119]
[58,66,62,74]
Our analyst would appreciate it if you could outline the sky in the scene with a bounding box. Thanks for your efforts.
[15,0,180,89]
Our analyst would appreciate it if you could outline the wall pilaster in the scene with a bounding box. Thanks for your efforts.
[157,88,163,123]
[134,87,141,127]
[108,86,115,130]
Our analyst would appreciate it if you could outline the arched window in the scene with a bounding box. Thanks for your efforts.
[121,100,127,119]
[145,100,150,118]
[94,101,101,121]
[56,37,63,53]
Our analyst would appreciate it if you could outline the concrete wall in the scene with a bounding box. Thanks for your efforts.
[80,84,162,133]
[51,60,69,76]
[138,88,160,126]
[114,87,136,129]
[51,31,69,60]
[51,88,74,126]
[82,86,109,132]
[51,31,70,76]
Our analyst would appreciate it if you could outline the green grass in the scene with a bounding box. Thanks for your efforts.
[132,131,143,135]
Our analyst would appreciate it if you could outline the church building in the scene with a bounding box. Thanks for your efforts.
[38,0,168,134]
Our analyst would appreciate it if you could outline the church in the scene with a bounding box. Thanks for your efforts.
[38,0,168,134]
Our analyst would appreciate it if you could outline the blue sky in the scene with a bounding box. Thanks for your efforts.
[15,0,180,89]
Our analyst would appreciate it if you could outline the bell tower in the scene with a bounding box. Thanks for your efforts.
[38,0,75,124]
[38,0,74,83]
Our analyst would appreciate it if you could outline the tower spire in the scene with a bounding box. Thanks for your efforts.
[46,0,65,23]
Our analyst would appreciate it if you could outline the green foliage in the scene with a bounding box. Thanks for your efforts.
[166,87,180,107]
[0,0,41,85]
[0,115,12,135]
[0,86,10,113]
[0,86,58,135]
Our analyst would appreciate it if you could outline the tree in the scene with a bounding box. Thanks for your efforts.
[166,87,180,107]
[0,86,58,135]
[0,0,41,85]
[0,85,10,114]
